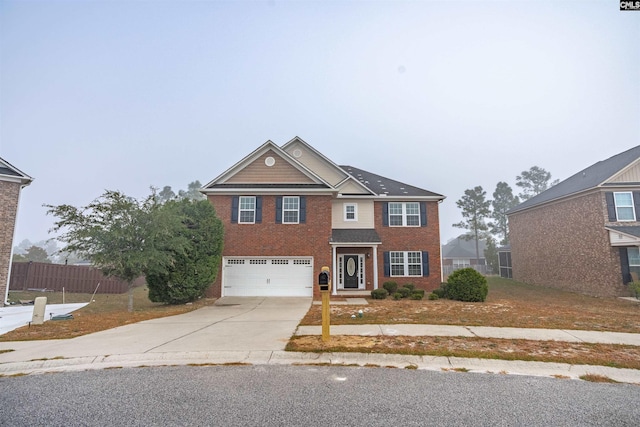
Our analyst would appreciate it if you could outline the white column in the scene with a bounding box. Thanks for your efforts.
[372,245,378,290]
[332,245,338,296]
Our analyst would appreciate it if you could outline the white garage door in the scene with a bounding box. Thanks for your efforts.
[222,257,314,297]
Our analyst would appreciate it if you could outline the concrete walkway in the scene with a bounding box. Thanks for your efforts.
[1,298,639,384]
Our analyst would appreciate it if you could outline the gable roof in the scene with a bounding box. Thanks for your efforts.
[202,140,332,192]
[509,145,640,214]
[201,137,445,200]
[0,157,33,185]
[442,235,488,259]
[341,165,445,199]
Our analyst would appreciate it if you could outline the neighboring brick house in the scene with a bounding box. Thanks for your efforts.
[0,157,33,305]
[201,137,445,298]
[508,145,640,297]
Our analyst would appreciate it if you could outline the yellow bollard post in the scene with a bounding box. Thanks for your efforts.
[321,288,330,342]
[318,266,331,342]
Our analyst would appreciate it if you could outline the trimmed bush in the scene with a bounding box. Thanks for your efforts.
[432,287,446,299]
[428,292,439,300]
[398,287,412,298]
[412,289,425,298]
[383,281,398,294]
[403,283,415,291]
[629,281,640,299]
[371,288,388,299]
[392,292,403,300]
[410,292,424,300]
[445,268,488,302]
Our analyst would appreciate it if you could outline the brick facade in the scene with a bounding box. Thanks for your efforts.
[205,195,443,297]
[374,200,442,291]
[0,180,21,303]
[206,194,334,298]
[509,191,626,297]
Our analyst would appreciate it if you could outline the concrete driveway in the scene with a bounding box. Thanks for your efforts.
[0,297,312,363]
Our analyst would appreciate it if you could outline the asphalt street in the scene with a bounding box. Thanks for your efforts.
[1,365,639,427]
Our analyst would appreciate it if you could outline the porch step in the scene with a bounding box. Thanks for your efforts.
[336,290,371,296]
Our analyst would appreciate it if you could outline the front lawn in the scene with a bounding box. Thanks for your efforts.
[300,277,640,332]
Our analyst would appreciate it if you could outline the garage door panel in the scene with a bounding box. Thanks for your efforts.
[222,257,313,297]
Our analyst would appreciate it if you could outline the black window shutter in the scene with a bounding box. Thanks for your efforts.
[299,196,306,223]
[422,251,429,276]
[605,192,616,221]
[255,196,262,223]
[382,203,389,226]
[633,192,640,220]
[231,196,239,223]
[275,196,282,224]
[383,251,390,277]
[420,202,427,227]
[620,247,631,284]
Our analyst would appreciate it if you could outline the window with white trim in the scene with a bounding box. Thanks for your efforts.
[283,196,299,224]
[388,202,420,226]
[614,192,635,221]
[344,203,357,221]
[390,251,422,276]
[239,196,256,224]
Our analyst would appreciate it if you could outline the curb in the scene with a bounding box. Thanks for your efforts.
[2,351,639,384]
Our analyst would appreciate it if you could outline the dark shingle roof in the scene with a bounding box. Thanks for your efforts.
[330,229,382,244]
[340,165,444,198]
[509,145,640,214]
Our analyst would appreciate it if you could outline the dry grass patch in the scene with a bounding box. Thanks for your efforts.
[302,277,640,332]
[286,335,640,370]
[1,287,215,341]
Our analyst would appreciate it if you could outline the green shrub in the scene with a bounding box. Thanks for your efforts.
[398,287,411,298]
[428,292,439,300]
[432,287,446,299]
[371,288,388,299]
[629,281,640,299]
[403,283,415,291]
[445,268,488,302]
[410,292,424,300]
[383,281,398,294]
[392,292,403,300]
[412,289,425,297]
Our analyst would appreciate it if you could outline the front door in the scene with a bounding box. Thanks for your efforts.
[343,255,359,288]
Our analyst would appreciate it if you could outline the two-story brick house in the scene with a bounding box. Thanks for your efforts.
[508,145,640,297]
[1,157,32,305]
[201,137,445,298]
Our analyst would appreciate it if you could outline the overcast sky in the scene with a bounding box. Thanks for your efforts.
[1,0,639,249]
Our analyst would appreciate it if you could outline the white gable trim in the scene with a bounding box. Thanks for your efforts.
[201,140,332,190]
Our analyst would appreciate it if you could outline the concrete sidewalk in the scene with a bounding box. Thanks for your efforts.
[295,324,640,346]
[1,299,639,383]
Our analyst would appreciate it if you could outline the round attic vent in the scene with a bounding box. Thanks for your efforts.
[292,149,302,158]
[265,156,276,167]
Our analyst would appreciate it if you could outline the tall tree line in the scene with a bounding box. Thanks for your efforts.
[453,166,558,271]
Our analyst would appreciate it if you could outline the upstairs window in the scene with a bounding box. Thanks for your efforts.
[614,192,635,221]
[344,203,357,221]
[283,196,299,224]
[239,196,256,224]
[388,202,420,226]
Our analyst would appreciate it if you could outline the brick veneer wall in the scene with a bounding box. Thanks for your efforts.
[374,200,443,292]
[206,194,334,298]
[509,191,625,297]
[0,180,21,303]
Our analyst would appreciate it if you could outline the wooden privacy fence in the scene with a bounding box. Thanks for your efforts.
[9,262,145,294]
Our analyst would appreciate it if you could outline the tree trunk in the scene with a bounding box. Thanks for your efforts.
[128,281,134,313]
